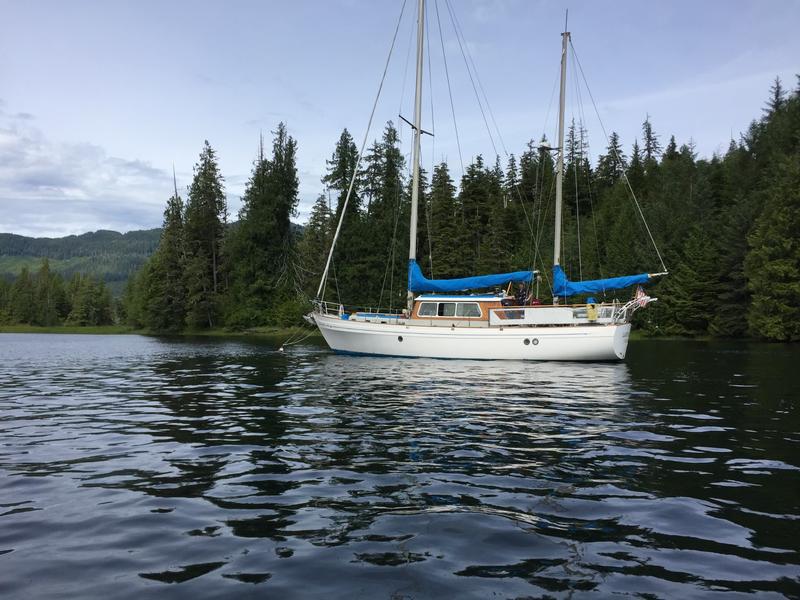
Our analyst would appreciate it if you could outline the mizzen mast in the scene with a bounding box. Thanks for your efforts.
[553,25,570,275]
[553,26,569,266]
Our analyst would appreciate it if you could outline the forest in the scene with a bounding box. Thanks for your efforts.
[0,259,114,327]
[0,228,160,296]
[2,78,797,340]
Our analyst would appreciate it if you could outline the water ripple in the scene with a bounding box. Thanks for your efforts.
[0,334,798,598]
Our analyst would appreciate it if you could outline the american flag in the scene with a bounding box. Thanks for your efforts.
[635,285,651,307]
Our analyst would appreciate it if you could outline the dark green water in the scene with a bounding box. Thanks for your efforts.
[0,334,798,599]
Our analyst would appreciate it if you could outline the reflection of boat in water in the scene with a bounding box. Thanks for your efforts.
[308,351,634,410]
[310,0,667,361]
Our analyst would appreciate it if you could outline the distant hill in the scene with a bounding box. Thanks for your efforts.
[0,229,162,295]
[0,223,305,296]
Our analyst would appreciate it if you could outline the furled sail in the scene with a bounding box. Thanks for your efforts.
[408,260,534,293]
[552,265,650,297]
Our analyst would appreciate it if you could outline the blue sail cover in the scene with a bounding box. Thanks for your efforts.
[408,260,534,293]
[552,265,650,297]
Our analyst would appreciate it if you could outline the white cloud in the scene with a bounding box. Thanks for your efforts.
[0,109,171,237]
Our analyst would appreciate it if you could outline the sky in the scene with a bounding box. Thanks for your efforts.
[1,0,797,238]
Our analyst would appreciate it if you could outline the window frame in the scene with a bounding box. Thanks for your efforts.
[456,302,482,318]
[415,300,484,319]
[417,302,437,317]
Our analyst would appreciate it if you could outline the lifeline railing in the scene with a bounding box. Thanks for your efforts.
[314,300,405,318]
[487,300,654,326]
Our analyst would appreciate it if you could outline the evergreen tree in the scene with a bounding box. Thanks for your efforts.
[145,192,186,331]
[0,278,11,324]
[642,115,662,167]
[183,141,227,328]
[226,124,300,327]
[764,76,786,116]
[321,128,364,306]
[33,259,67,326]
[10,267,35,324]
[298,194,333,297]
[654,225,720,336]
[596,132,626,189]
[428,162,468,278]
[745,157,800,340]
[66,274,113,326]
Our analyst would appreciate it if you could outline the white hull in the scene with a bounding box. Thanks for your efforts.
[313,313,631,361]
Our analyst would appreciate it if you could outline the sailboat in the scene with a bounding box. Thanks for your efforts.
[309,0,666,361]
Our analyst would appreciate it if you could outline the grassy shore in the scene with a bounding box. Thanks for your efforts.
[0,324,138,334]
[0,323,321,339]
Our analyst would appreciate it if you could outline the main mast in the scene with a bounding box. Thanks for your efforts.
[407,0,425,312]
[553,28,570,288]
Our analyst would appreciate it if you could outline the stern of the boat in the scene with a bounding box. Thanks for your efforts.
[612,322,632,360]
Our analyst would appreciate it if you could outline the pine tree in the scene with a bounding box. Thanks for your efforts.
[33,259,66,326]
[354,122,407,308]
[321,128,364,306]
[145,192,186,331]
[708,192,759,337]
[596,132,626,189]
[298,194,333,297]
[764,77,786,116]
[642,115,662,168]
[627,140,645,190]
[745,157,800,340]
[0,278,11,324]
[10,267,35,324]
[226,124,300,327]
[655,225,720,336]
[183,141,227,329]
[66,274,113,325]
[428,162,468,278]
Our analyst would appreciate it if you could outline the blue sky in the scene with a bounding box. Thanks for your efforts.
[1,0,797,237]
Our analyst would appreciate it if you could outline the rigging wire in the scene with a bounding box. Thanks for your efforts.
[434,0,464,176]
[569,39,668,274]
[316,0,408,300]
[569,48,606,280]
[442,0,543,267]
[567,50,582,280]
[445,0,508,157]
[425,1,435,276]
[442,0,497,157]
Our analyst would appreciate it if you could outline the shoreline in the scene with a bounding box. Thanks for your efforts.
[0,324,322,339]
[0,324,762,343]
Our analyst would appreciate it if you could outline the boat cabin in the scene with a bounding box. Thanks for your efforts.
[410,294,501,322]
[408,294,619,327]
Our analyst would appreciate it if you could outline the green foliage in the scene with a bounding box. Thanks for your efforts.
[143,194,187,331]
[65,273,113,326]
[0,228,160,296]
[226,124,300,329]
[745,157,800,341]
[1,260,114,327]
[183,141,227,329]
[113,77,800,341]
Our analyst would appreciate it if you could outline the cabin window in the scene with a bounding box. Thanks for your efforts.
[456,302,481,317]
[437,302,456,317]
[418,302,437,317]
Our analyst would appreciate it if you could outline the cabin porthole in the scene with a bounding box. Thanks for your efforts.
[532,338,539,346]
[523,338,530,346]
[397,336,403,342]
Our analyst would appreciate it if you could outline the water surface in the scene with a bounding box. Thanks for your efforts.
[0,334,798,598]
